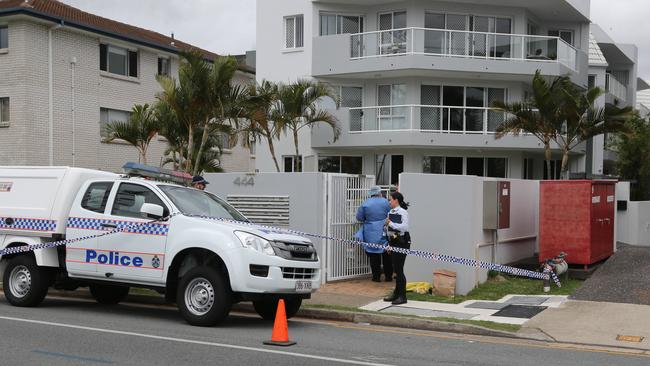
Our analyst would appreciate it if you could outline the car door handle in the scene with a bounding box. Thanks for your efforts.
[101,223,118,229]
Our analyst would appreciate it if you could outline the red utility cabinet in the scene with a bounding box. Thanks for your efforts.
[539,180,615,266]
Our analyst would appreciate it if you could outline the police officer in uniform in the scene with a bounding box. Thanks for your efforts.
[355,186,392,282]
[383,191,410,305]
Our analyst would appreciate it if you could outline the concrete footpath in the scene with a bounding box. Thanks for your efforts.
[521,300,650,350]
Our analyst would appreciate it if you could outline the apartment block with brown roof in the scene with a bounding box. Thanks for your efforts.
[0,0,256,172]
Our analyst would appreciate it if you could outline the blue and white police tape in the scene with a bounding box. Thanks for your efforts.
[0,216,175,257]
[187,214,561,287]
[0,212,561,288]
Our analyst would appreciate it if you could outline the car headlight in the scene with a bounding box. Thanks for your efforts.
[234,231,275,256]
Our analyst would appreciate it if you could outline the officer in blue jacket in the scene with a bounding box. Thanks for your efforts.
[355,186,393,282]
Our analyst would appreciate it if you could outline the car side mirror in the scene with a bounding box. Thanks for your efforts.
[141,203,164,219]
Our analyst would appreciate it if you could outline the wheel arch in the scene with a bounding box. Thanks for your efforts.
[164,247,231,303]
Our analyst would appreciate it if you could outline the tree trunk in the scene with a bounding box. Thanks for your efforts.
[186,124,195,174]
[140,148,148,165]
[267,137,281,172]
[544,139,552,180]
[292,127,300,172]
[561,147,570,180]
[193,119,212,176]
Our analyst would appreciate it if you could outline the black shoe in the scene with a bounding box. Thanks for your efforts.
[371,277,381,282]
[384,276,393,282]
[391,296,407,305]
[383,293,397,302]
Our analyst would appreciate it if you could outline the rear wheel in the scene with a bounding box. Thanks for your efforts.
[253,297,302,320]
[3,255,50,307]
[177,266,231,326]
[89,284,130,305]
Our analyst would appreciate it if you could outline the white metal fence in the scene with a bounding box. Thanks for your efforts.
[326,174,376,281]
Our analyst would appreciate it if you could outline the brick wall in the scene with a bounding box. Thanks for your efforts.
[0,19,254,173]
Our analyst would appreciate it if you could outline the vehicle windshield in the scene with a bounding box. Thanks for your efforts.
[158,185,248,222]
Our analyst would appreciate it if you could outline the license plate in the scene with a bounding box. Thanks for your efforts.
[295,281,312,293]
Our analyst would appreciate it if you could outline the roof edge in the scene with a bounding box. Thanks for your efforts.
[0,6,255,74]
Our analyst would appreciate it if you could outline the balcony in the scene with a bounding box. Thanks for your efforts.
[311,105,545,150]
[312,28,583,80]
[605,73,627,104]
[348,104,506,134]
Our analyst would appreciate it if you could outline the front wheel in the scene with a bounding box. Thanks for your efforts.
[89,284,130,305]
[177,266,231,326]
[2,255,51,307]
[253,297,302,320]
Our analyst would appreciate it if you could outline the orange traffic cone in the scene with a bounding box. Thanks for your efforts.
[263,299,296,346]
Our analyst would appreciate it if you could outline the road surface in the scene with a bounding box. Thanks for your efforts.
[0,294,647,365]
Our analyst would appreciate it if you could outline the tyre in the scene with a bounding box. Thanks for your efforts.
[253,297,302,320]
[2,255,51,307]
[89,284,130,305]
[177,266,231,326]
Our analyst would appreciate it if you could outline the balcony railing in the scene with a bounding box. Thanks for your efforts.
[348,105,508,134]
[349,28,578,71]
[605,73,627,102]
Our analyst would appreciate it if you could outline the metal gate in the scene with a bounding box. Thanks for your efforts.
[326,174,376,281]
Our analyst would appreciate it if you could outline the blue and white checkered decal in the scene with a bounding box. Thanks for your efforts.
[0,217,57,232]
[67,217,169,236]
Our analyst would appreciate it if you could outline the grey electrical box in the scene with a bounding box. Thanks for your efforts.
[483,181,511,230]
[483,181,499,230]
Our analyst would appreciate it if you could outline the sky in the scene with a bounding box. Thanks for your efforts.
[61,0,649,80]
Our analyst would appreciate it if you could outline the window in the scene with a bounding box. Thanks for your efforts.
[486,158,508,178]
[111,183,168,219]
[523,158,535,180]
[377,84,407,130]
[0,97,9,124]
[285,15,304,49]
[549,29,573,45]
[423,156,508,177]
[0,25,7,49]
[81,182,114,213]
[320,14,363,36]
[249,140,256,155]
[422,156,444,174]
[466,157,484,176]
[379,11,407,54]
[420,85,506,132]
[100,108,131,138]
[337,86,363,131]
[543,160,562,180]
[100,44,138,77]
[158,57,171,76]
[159,185,247,220]
[588,75,596,90]
[445,157,463,175]
[318,156,363,174]
[283,156,302,172]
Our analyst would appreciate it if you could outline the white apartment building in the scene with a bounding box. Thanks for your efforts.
[256,0,639,183]
[0,0,256,173]
[587,24,640,176]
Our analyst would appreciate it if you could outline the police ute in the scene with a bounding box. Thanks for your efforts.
[0,165,320,326]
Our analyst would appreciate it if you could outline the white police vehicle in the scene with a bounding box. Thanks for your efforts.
[0,165,320,326]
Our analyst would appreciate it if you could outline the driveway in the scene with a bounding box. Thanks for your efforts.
[571,244,650,305]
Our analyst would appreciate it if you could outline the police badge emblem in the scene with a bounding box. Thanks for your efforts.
[152,255,161,269]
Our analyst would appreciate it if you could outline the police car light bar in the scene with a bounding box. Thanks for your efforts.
[122,162,193,185]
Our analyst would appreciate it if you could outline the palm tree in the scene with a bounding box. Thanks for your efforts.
[103,104,158,165]
[156,50,212,174]
[240,81,283,172]
[155,101,187,171]
[274,80,340,171]
[554,85,633,178]
[194,55,248,176]
[493,70,573,179]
